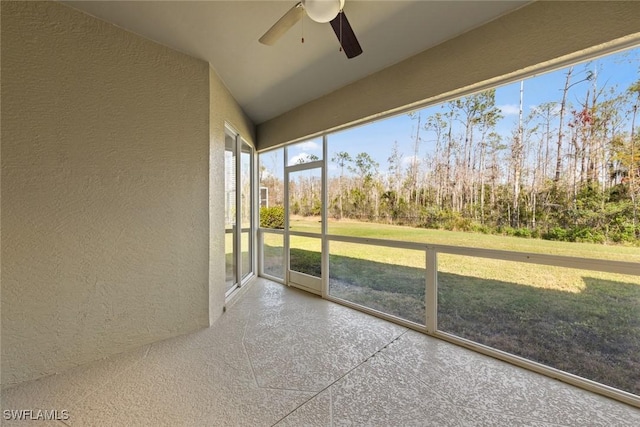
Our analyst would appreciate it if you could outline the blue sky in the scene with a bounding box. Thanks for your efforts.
[266,45,640,177]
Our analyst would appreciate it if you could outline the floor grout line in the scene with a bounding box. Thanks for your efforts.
[329,387,333,427]
[258,385,320,393]
[270,329,410,426]
[241,320,262,389]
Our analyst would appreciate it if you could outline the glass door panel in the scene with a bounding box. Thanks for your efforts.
[261,231,284,280]
[241,140,253,280]
[286,163,323,295]
[225,129,254,296]
[224,132,237,292]
[289,236,322,277]
[288,168,322,234]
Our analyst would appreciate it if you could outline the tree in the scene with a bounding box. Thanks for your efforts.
[528,102,558,229]
[554,68,594,183]
[331,151,352,219]
[554,68,573,183]
[509,81,525,227]
[425,113,448,207]
[450,90,502,215]
[350,152,379,219]
[385,141,404,221]
[486,132,506,222]
[627,79,640,235]
[407,112,423,209]
[296,153,319,164]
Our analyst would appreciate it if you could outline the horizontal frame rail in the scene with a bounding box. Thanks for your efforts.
[286,230,322,239]
[258,228,284,235]
[226,227,251,233]
[325,233,639,276]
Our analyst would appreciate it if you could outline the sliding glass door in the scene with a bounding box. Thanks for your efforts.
[225,126,255,296]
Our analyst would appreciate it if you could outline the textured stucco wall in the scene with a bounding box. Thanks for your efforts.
[209,68,255,323]
[257,1,640,149]
[1,1,211,387]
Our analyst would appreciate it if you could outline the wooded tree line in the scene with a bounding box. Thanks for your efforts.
[262,67,640,245]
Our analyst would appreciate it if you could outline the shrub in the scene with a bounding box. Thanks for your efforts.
[417,207,439,229]
[610,224,639,244]
[471,222,491,234]
[260,206,285,229]
[571,227,605,244]
[543,227,568,241]
[514,227,532,238]
[438,210,473,231]
[500,226,516,236]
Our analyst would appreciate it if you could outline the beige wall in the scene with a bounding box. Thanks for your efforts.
[209,68,255,323]
[257,1,640,150]
[1,1,213,387]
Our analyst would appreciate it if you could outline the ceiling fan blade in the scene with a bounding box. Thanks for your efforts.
[259,2,304,46]
[329,11,362,59]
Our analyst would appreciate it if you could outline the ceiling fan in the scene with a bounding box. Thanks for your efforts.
[259,0,363,59]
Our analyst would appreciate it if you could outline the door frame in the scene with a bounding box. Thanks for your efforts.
[224,124,256,299]
[284,142,327,295]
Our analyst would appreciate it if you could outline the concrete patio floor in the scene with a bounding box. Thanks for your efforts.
[2,278,639,426]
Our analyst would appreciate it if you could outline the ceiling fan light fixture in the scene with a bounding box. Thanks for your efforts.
[260,0,360,59]
[302,0,343,23]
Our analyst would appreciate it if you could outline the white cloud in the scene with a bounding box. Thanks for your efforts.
[402,155,420,166]
[297,141,320,151]
[498,104,520,116]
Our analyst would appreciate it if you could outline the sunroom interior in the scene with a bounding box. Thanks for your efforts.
[2,0,640,424]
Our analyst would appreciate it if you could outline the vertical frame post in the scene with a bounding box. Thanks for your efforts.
[283,147,290,285]
[250,139,257,280]
[426,248,438,333]
[321,134,329,298]
[235,135,242,287]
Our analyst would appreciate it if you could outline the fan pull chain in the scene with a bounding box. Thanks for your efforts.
[301,14,304,44]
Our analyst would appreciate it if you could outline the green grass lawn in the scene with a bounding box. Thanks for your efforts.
[225,231,251,290]
[262,218,640,395]
[323,218,640,262]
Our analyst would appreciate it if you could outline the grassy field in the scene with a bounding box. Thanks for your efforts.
[224,231,251,291]
[293,217,640,262]
[262,218,640,396]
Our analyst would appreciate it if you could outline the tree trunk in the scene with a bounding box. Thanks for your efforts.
[555,67,573,182]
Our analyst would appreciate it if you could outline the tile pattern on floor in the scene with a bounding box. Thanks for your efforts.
[2,278,639,426]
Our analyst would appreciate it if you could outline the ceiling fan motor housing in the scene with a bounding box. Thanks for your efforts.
[302,0,345,23]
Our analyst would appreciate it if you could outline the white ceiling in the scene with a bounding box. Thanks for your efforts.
[63,1,528,124]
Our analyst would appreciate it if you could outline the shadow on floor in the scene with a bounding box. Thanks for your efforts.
[268,246,640,396]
